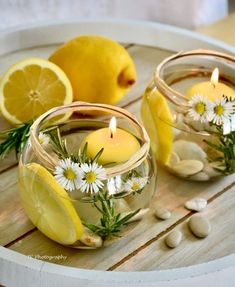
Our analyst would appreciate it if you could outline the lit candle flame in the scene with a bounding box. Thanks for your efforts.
[109,117,116,138]
[211,67,219,87]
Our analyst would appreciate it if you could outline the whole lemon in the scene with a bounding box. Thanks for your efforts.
[49,35,136,105]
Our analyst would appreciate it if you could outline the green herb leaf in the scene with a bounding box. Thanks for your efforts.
[85,190,141,240]
[0,121,33,159]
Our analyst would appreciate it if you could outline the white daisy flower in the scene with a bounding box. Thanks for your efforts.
[231,114,235,132]
[124,177,148,193]
[107,176,122,195]
[188,94,210,122]
[222,114,235,135]
[79,162,107,194]
[208,97,234,125]
[222,118,231,135]
[54,158,82,192]
[38,132,50,145]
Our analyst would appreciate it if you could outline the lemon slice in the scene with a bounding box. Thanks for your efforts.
[0,58,73,124]
[141,88,173,165]
[19,163,83,245]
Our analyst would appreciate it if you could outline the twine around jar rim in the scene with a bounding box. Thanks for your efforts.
[30,101,150,178]
[154,49,235,107]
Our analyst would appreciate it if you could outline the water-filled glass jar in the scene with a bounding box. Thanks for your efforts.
[141,49,235,182]
[19,102,156,249]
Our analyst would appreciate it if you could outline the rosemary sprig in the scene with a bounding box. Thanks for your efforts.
[47,127,70,159]
[0,121,33,159]
[84,191,140,239]
[48,127,92,163]
[204,126,235,174]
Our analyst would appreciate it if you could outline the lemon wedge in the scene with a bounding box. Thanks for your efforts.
[0,58,73,124]
[141,88,173,165]
[19,163,83,245]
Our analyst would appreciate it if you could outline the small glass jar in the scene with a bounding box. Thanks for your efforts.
[19,102,156,249]
[141,49,235,182]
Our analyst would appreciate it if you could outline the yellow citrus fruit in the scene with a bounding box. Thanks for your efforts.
[49,35,136,105]
[141,88,173,165]
[19,162,83,245]
[0,58,73,124]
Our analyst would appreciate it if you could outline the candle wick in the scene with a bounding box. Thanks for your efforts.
[210,82,216,88]
[110,132,113,139]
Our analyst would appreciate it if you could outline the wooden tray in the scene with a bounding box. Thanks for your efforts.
[1,20,235,287]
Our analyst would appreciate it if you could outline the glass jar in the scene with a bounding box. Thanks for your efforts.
[141,49,235,182]
[19,102,156,249]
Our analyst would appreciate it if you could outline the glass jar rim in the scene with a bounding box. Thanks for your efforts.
[29,101,150,178]
[154,49,235,107]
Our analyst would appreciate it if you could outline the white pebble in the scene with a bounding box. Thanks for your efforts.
[80,226,103,248]
[173,122,191,138]
[171,160,204,177]
[167,152,180,167]
[165,230,182,248]
[184,114,211,132]
[189,171,210,181]
[185,198,207,212]
[203,161,224,178]
[188,215,211,238]
[173,140,207,162]
[155,207,171,220]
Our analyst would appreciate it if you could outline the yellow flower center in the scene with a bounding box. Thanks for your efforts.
[38,138,43,145]
[195,102,206,115]
[131,183,140,191]
[85,172,97,184]
[214,104,224,116]
[64,168,76,180]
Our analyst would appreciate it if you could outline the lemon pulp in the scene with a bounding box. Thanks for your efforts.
[19,163,83,245]
[0,57,73,124]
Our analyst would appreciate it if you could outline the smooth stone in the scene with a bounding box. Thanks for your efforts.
[80,226,103,248]
[189,171,210,181]
[121,208,149,223]
[173,140,207,162]
[167,152,180,167]
[185,198,207,212]
[171,160,204,177]
[203,161,225,178]
[173,123,190,138]
[155,207,171,220]
[172,127,181,138]
[165,230,182,248]
[184,114,211,132]
[188,215,211,238]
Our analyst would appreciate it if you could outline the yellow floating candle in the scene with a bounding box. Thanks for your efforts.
[187,68,235,100]
[84,117,140,164]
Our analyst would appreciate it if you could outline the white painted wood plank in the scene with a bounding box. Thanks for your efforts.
[115,188,235,271]
[9,167,235,270]
[0,167,34,246]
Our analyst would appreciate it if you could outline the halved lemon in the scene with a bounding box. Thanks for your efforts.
[141,88,173,165]
[0,58,73,124]
[19,163,83,245]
